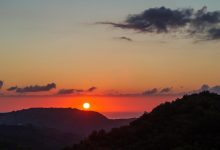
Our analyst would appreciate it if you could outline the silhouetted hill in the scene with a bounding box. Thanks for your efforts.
[0,108,134,135]
[68,92,220,150]
[0,108,134,150]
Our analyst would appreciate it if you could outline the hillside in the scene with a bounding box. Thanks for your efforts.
[0,108,134,135]
[68,92,220,150]
[0,108,134,150]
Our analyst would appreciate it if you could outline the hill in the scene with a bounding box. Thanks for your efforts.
[0,108,134,150]
[0,108,134,135]
[67,92,220,150]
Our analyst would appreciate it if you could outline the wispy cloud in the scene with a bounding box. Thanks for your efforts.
[57,86,97,95]
[160,87,172,93]
[87,86,97,92]
[115,36,133,42]
[1,82,220,97]
[142,88,158,96]
[105,87,174,97]
[57,89,83,95]
[98,6,220,40]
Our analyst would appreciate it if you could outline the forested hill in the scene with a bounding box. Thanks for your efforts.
[67,92,220,150]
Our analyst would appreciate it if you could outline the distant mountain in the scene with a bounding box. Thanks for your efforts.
[68,92,220,150]
[0,108,134,150]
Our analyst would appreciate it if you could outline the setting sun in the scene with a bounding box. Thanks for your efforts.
[83,102,90,110]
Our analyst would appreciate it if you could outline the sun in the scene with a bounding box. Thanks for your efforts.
[83,102,90,110]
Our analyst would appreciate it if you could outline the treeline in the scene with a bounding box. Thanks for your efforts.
[65,92,220,150]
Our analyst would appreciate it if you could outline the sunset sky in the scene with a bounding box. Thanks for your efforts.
[0,0,220,118]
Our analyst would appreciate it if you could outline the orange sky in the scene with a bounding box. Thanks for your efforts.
[0,1,220,118]
[0,95,180,118]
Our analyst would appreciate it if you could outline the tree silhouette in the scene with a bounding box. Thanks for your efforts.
[66,91,220,150]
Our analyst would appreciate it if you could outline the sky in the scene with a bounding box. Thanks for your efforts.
[0,0,220,118]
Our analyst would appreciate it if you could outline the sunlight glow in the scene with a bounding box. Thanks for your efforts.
[83,102,90,110]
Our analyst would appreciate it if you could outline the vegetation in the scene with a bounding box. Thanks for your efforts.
[66,92,220,150]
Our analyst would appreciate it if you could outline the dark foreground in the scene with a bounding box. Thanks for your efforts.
[66,92,220,150]
[0,108,133,150]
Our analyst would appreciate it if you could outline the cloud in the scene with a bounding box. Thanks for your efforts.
[142,88,158,95]
[0,81,3,89]
[200,84,210,91]
[16,83,56,93]
[57,89,74,95]
[57,86,97,95]
[160,87,172,93]
[116,36,133,42]
[208,28,220,40]
[7,86,18,91]
[104,86,174,96]
[87,86,97,92]
[194,84,220,94]
[58,89,84,95]
[210,86,220,94]
[57,89,84,95]
[98,6,220,40]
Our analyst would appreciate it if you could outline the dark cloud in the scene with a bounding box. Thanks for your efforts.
[194,7,220,27]
[210,86,220,94]
[87,86,97,92]
[7,86,18,91]
[57,86,97,95]
[57,89,75,95]
[116,36,133,42]
[160,87,172,93]
[57,89,84,95]
[208,28,220,40]
[143,88,158,95]
[105,87,174,96]
[195,84,220,94]
[200,84,210,91]
[98,6,220,40]
[16,83,56,93]
[0,81,3,89]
